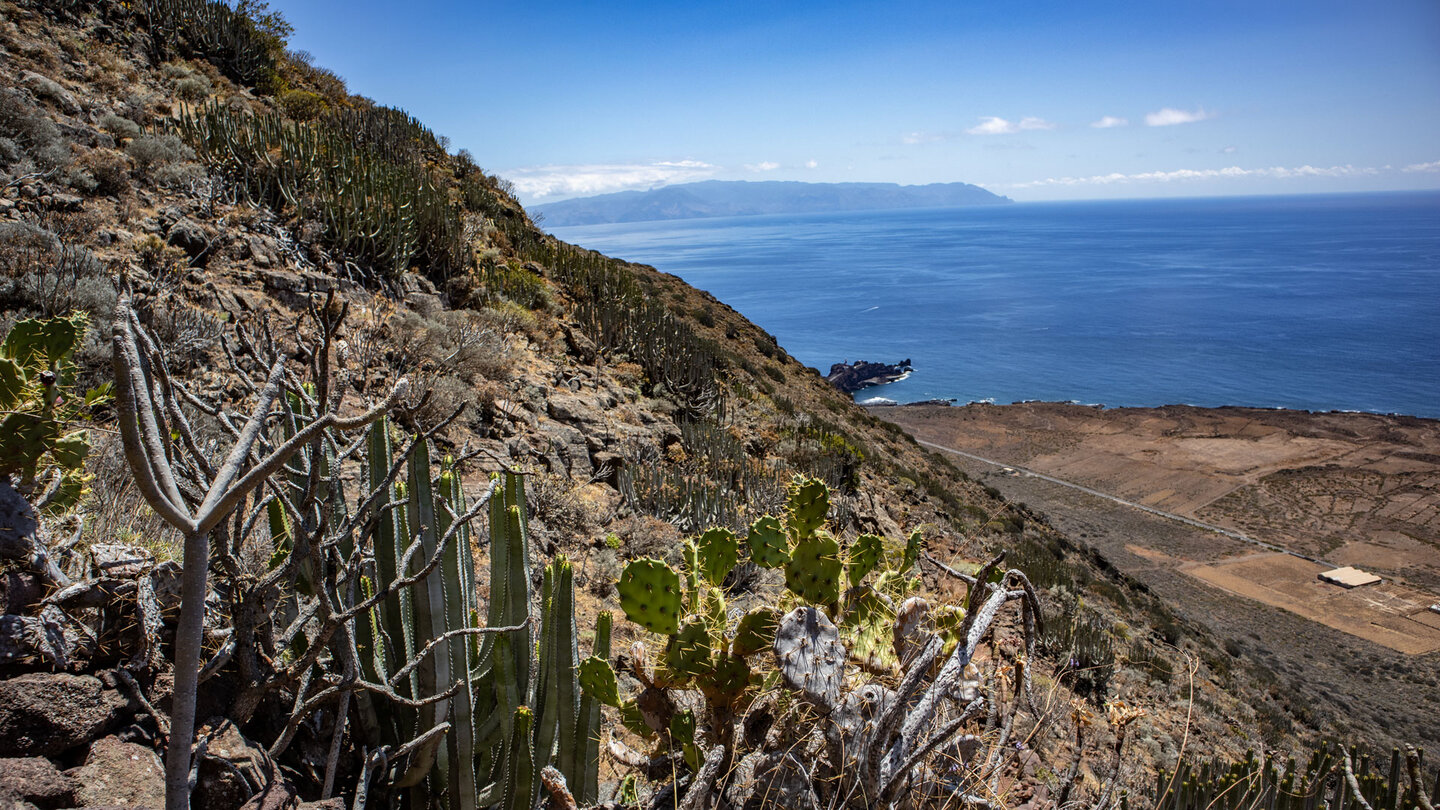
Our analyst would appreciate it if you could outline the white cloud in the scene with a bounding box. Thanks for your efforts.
[1221,145,1238,154]
[1006,163,1380,189]
[503,159,717,200]
[1091,116,1128,129]
[966,116,1054,135]
[805,159,819,169]
[902,131,944,144]
[746,161,781,172]
[1403,160,1440,173]
[1145,107,1212,126]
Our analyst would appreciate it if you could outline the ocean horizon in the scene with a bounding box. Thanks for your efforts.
[550,190,1440,419]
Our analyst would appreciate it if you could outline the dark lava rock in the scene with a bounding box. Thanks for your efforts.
[0,673,125,757]
[0,756,78,807]
[165,217,211,263]
[825,359,912,394]
[68,736,164,809]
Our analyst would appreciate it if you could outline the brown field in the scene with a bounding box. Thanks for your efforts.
[880,402,1440,592]
[1184,553,1440,655]
[874,402,1440,750]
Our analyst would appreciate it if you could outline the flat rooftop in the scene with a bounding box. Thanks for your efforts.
[1319,566,1382,588]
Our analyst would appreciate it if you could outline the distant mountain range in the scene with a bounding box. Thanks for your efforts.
[532,180,1011,226]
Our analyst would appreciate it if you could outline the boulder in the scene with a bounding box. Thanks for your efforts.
[0,673,125,757]
[20,71,80,114]
[194,718,271,810]
[68,736,164,809]
[539,422,593,479]
[166,218,211,263]
[0,756,77,807]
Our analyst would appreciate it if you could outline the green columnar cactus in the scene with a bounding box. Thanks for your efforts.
[573,613,611,805]
[502,707,536,810]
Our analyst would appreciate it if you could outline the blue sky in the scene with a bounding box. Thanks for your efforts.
[274,0,1440,203]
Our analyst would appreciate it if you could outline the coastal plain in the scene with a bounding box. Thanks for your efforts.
[873,401,1440,747]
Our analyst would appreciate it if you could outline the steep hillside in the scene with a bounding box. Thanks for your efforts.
[0,2,1426,809]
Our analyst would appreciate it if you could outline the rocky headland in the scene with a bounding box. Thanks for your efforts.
[825,358,911,393]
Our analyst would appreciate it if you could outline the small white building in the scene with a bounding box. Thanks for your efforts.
[1318,566,1381,588]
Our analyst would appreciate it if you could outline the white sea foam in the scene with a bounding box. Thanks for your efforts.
[858,397,897,405]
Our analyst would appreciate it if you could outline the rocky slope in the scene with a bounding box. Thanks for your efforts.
[0,1,1402,807]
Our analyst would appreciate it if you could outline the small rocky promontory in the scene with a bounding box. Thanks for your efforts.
[825,359,912,394]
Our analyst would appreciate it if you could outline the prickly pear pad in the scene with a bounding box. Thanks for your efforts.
[578,656,621,708]
[774,606,845,711]
[731,606,781,657]
[618,559,682,635]
[746,515,790,568]
[900,529,924,573]
[847,533,884,585]
[841,585,897,674]
[785,530,843,606]
[700,652,751,704]
[786,477,829,539]
[664,616,713,682]
[696,527,739,586]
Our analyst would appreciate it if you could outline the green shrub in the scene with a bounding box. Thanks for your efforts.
[99,113,141,142]
[175,75,212,101]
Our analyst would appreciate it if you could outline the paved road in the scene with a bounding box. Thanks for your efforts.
[913,437,1333,567]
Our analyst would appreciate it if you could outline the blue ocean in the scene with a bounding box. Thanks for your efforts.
[549,192,1440,419]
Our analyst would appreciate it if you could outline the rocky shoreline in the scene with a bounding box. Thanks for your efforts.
[824,358,911,394]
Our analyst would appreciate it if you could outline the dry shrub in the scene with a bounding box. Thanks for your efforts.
[175,75,212,102]
[98,113,141,142]
[80,432,181,562]
[74,147,131,196]
[0,85,70,171]
[0,213,116,319]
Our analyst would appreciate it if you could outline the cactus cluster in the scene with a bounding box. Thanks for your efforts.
[173,101,464,283]
[1155,743,1438,810]
[529,242,726,420]
[140,0,281,88]
[355,421,609,808]
[0,313,107,512]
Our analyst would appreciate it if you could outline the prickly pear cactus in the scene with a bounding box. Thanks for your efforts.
[899,529,923,573]
[746,514,790,569]
[786,476,829,540]
[700,652,751,705]
[774,606,845,711]
[578,656,621,708]
[618,558,682,635]
[695,526,739,586]
[664,616,713,682]
[669,709,702,772]
[731,606,781,657]
[934,603,967,657]
[841,586,897,674]
[847,533,884,585]
[785,529,843,606]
